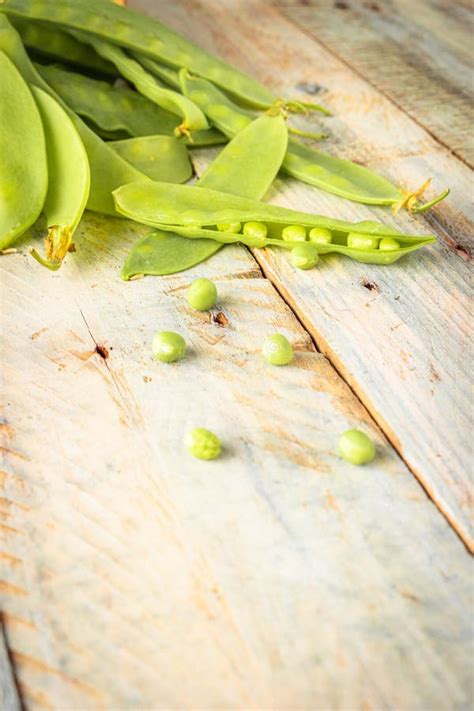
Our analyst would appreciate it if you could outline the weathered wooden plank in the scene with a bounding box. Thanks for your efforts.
[275,0,474,167]
[0,214,472,708]
[0,620,22,711]
[140,0,473,547]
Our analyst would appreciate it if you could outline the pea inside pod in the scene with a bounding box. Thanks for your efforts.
[29,85,90,270]
[114,181,436,265]
[0,49,47,250]
[121,111,289,279]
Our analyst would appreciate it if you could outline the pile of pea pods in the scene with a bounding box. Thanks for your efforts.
[0,0,448,273]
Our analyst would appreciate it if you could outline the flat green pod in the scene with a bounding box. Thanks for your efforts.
[0,16,147,215]
[71,33,209,139]
[0,0,275,109]
[0,50,47,250]
[181,73,448,211]
[11,17,115,75]
[29,86,90,270]
[121,112,289,279]
[108,136,192,183]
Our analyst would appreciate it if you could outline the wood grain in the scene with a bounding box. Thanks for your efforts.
[275,0,474,167]
[140,0,474,548]
[0,619,22,711]
[0,212,472,709]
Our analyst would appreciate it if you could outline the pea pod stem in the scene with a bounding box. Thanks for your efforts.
[181,73,448,211]
[28,85,90,270]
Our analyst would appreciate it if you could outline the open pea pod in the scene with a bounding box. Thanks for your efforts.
[180,73,449,211]
[114,182,436,266]
[121,111,289,279]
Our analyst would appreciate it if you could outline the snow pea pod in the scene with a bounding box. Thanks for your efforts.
[108,136,192,183]
[181,73,448,211]
[0,16,147,215]
[134,55,181,90]
[0,0,275,109]
[121,112,288,279]
[29,85,90,270]
[11,17,116,75]
[113,182,436,265]
[0,50,47,250]
[35,63,226,147]
[70,33,208,139]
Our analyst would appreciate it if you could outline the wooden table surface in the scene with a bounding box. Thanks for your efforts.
[1,1,473,709]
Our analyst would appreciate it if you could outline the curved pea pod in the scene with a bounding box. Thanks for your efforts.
[35,63,226,147]
[113,181,436,265]
[0,16,148,215]
[181,73,448,212]
[70,33,209,139]
[0,50,47,250]
[0,0,275,109]
[29,86,90,270]
[108,136,192,183]
[133,55,181,90]
[11,17,116,75]
[121,112,289,279]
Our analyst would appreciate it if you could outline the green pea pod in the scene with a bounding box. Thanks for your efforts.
[0,0,275,109]
[121,112,289,279]
[181,73,448,211]
[108,136,192,183]
[35,63,226,147]
[134,55,182,90]
[29,86,90,270]
[0,50,47,250]
[11,17,116,76]
[68,33,208,139]
[114,181,436,265]
[0,16,148,215]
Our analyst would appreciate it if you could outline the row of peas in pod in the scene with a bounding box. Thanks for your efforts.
[154,277,376,465]
[0,0,446,275]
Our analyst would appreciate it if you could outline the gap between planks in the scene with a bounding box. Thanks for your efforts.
[249,247,473,554]
[274,1,473,171]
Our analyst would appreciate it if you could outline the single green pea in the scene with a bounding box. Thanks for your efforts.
[338,429,375,465]
[217,221,241,233]
[347,233,379,250]
[243,221,268,240]
[152,331,186,363]
[291,244,319,270]
[308,227,332,244]
[262,334,294,366]
[379,237,401,251]
[282,224,307,242]
[187,277,217,311]
[185,427,222,460]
